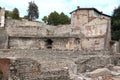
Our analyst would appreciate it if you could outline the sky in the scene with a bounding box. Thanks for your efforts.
[0,0,120,21]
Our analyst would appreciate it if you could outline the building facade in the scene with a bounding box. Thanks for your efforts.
[71,6,111,50]
[0,7,111,50]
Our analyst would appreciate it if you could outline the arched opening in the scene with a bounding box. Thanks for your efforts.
[0,70,3,80]
[45,39,53,49]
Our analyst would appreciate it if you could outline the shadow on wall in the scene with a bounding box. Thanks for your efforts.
[0,29,7,49]
[0,70,3,80]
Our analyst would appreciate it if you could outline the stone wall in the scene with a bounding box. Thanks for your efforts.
[4,14,111,50]
[10,58,41,80]
[8,37,81,50]
[0,29,8,49]
[8,37,46,49]
[5,19,84,50]
[81,38,105,50]
[5,19,72,37]
[0,49,120,80]
[5,19,48,37]
[0,50,116,69]
[71,8,111,50]
[0,49,119,79]
[9,58,70,80]
[75,57,111,73]
[0,7,112,50]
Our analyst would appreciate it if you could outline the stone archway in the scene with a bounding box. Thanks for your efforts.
[0,58,10,80]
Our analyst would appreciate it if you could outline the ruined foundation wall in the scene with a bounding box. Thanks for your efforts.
[9,58,70,80]
[0,49,117,70]
[8,37,46,49]
[0,49,119,79]
[8,37,81,50]
[4,17,111,50]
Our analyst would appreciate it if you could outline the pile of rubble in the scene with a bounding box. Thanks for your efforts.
[72,65,120,80]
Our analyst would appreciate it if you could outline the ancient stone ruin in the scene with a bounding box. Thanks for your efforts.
[0,7,120,80]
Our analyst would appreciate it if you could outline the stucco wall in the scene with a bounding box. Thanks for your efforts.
[83,18,108,37]
[71,9,111,50]
[81,38,105,50]
[71,10,89,28]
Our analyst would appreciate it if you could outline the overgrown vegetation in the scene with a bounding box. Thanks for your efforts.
[111,5,120,41]
[12,8,20,19]
[5,8,20,19]
[27,1,39,21]
[42,11,70,26]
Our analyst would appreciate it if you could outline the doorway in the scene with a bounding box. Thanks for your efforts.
[45,39,53,49]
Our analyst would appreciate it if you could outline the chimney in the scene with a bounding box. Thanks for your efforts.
[77,6,80,9]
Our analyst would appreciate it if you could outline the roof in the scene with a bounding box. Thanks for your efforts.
[70,8,111,17]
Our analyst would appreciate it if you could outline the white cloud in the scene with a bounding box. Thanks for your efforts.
[0,0,119,21]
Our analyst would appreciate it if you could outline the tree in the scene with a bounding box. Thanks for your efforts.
[59,12,70,24]
[42,16,48,23]
[43,11,70,25]
[48,11,59,25]
[27,1,39,21]
[12,8,20,19]
[5,10,13,19]
[111,5,120,41]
